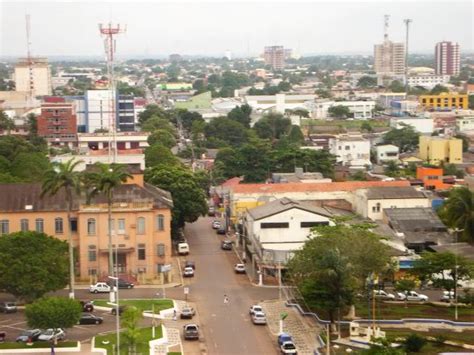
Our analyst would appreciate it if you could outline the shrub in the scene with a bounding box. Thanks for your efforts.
[404,333,427,352]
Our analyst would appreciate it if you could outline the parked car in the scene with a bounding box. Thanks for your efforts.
[281,341,298,354]
[0,302,17,313]
[89,282,111,293]
[208,206,216,217]
[212,220,221,229]
[249,305,264,315]
[396,291,429,302]
[440,290,455,302]
[184,260,196,270]
[38,329,65,341]
[216,226,226,235]
[115,279,135,289]
[178,242,190,255]
[78,313,103,325]
[278,333,293,346]
[372,290,396,300]
[111,305,128,316]
[183,267,195,277]
[183,324,199,340]
[16,329,41,343]
[180,307,196,319]
[221,240,233,250]
[252,311,267,325]
[80,301,94,312]
[234,263,246,274]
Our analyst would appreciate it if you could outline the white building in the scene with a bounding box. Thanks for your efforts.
[375,145,400,164]
[244,94,316,114]
[51,151,146,171]
[354,186,430,221]
[312,100,375,119]
[456,116,474,133]
[407,75,450,90]
[390,116,434,134]
[77,132,149,153]
[378,93,407,108]
[86,90,115,133]
[14,57,52,96]
[329,135,371,168]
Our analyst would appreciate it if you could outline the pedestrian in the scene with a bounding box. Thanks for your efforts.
[173,309,177,321]
[224,294,229,305]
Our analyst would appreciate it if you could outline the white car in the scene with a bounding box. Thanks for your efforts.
[280,341,298,354]
[440,290,455,302]
[249,305,264,315]
[183,267,194,277]
[212,220,221,229]
[397,291,429,302]
[234,263,246,274]
[89,282,111,293]
[252,311,267,325]
[38,328,65,341]
[373,290,396,300]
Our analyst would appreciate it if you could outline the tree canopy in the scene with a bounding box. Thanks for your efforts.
[438,187,474,242]
[328,105,351,119]
[25,297,82,330]
[383,125,420,153]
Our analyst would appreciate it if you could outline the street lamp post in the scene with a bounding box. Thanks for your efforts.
[108,275,120,354]
[453,228,463,321]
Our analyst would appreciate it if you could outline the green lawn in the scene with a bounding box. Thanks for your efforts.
[93,299,173,313]
[385,328,474,345]
[354,301,474,322]
[0,341,78,349]
[95,326,162,355]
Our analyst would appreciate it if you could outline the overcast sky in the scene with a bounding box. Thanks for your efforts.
[1,0,472,58]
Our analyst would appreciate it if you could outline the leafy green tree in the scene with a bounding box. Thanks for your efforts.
[10,152,51,182]
[175,110,204,133]
[315,89,332,98]
[0,110,15,133]
[25,297,82,330]
[430,84,449,95]
[214,147,242,179]
[383,126,420,153]
[26,113,38,135]
[227,104,252,128]
[141,117,176,136]
[328,105,351,119]
[394,278,416,292]
[121,306,143,354]
[438,187,474,242]
[0,135,39,162]
[384,160,400,177]
[145,167,207,229]
[147,129,177,149]
[389,80,405,93]
[469,95,474,110]
[0,232,69,302]
[253,113,291,141]
[404,333,427,353]
[42,159,83,299]
[117,81,145,97]
[238,141,272,182]
[442,163,465,178]
[287,125,305,146]
[203,117,249,147]
[271,148,335,178]
[83,163,132,275]
[138,104,169,125]
[361,121,373,132]
[277,81,291,91]
[145,144,181,169]
[357,76,377,88]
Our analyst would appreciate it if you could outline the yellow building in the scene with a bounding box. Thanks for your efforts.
[0,177,174,284]
[419,93,468,110]
[419,136,463,165]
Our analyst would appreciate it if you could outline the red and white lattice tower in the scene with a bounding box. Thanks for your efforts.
[98,23,126,163]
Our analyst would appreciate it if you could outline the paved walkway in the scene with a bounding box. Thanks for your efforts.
[262,300,322,355]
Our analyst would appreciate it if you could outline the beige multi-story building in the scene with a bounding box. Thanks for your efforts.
[263,46,285,70]
[14,57,52,96]
[0,173,174,283]
[374,40,406,75]
[419,136,463,165]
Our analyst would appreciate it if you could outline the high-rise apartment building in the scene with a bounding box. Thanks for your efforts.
[37,97,77,147]
[14,57,52,96]
[264,46,285,70]
[435,41,460,76]
[374,41,406,75]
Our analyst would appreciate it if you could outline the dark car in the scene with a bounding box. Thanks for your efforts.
[216,227,226,235]
[0,301,17,313]
[80,301,94,312]
[16,329,41,343]
[111,305,128,316]
[183,324,199,340]
[221,240,233,250]
[79,313,103,325]
[108,279,135,289]
[184,260,195,270]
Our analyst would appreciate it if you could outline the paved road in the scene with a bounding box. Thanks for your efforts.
[183,217,279,355]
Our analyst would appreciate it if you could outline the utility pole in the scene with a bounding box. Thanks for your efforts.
[404,19,412,92]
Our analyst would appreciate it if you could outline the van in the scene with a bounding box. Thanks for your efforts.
[178,242,190,255]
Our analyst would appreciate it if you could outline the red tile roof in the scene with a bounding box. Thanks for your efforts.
[231,180,411,194]
[221,177,243,187]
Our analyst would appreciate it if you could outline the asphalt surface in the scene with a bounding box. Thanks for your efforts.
[181,217,279,355]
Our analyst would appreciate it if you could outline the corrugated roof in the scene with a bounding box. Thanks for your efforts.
[366,187,427,200]
[247,197,332,220]
[232,180,410,194]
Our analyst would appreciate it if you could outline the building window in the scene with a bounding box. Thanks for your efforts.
[156,214,165,231]
[88,268,97,276]
[137,217,145,234]
[55,217,64,234]
[372,203,381,213]
[118,219,125,234]
[88,245,97,262]
[300,221,330,228]
[20,219,29,232]
[87,218,96,235]
[108,218,115,235]
[138,243,146,260]
[157,243,165,257]
[260,222,289,229]
[0,220,9,235]
[156,264,164,273]
[35,218,44,233]
[70,218,78,232]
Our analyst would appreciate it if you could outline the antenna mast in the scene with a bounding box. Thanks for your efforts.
[404,19,413,92]
[384,14,390,41]
[98,23,126,163]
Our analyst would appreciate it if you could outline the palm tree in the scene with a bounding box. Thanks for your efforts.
[439,187,474,243]
[84,163,132,276]
[41,158,83,299]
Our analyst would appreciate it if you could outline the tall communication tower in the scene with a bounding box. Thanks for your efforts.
[404,19,413,92]
[98,23,126,163]
[25,14,35,104]
[384,14,390,41]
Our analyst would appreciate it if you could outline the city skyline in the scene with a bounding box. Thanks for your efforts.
[1,1,472,58]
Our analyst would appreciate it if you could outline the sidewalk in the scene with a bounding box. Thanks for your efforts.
[262,300,322,355]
